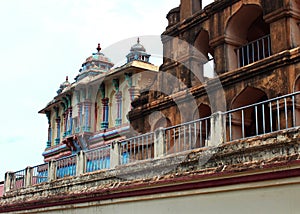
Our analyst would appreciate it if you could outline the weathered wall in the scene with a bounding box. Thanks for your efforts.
[9,177,300,214]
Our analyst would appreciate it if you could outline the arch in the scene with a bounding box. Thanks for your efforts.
[152,116,172,131]
[193,103,212,120]
[230,87,269,140]
[193,30,214,82]
[294,75,300,92]
[191,103,212,148]
[294,76,300,126]
[225,4,270,68]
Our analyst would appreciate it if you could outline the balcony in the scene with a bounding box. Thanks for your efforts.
[237,35,271,67]
[3,91,300,193]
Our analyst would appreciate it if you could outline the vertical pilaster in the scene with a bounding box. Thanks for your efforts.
[68,108,73,135]
[154,127,165,158]
[209,111,225,147]
[55,118,61,145]
[110,141,120,168]
[46,111,52,148]
[77,103,82,133]
[76,150,85,175]
[101,98,109,129]
[115,92,122,126]
[48,160,56,181]
[25,167,32,187]
[84,101,92,132]
[4,172,14,193]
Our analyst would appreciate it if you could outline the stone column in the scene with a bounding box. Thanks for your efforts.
[77,103,82,133]
[46,111,52,148]
[76,150,85,175]
[63,111,68,138]
[83,101,92,132]
[154,127,165,158]
[55,118,61,145]
[209,111,225,147]
[110,141,120,168]
[264,1,300,54]
[101,98,109,129]
[68,108,73,135]
[115,92,122,126]
[48,160,56,181]
[25,167,32,187]
[4,172,14,193]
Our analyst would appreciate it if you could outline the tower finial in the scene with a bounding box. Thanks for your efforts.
[66,76,68,81]
[137,37,140,44]
[96,43,101,53]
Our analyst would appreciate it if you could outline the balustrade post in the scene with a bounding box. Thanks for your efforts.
[110,141,120,168]
[4,172,15,193]
[154,127,165,158]
[48,160,56,181]
[209,111,225,147]
[25,167,32,187]
[76,150,85,175]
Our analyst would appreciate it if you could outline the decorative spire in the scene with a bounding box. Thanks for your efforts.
[96,43,101,53]
[137,37,140,44]
[66,76,68,81]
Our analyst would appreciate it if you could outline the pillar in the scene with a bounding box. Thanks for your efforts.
[115,92,122,126]
[101,98,109,129]
[77,103,82,133]
[4,172,14,193]
[209,111,225,147]
[48,160,56,181]
[83,101,92,132]
[110,141,120,168]
[264,1,300,54]
[55,118,61,145]
[154,127,165,158]
[68,108,73,135]
[76,150,85,175]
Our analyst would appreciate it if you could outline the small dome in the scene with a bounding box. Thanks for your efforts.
[57,76,70,94]
[130,38,146,52]
[126,38,151,63]
[75,43,114,82]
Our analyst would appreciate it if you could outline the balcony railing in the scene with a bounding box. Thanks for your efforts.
[4,91,300,193]
[224,92,299,141]
[164,116,210,154]
[31,163,48,185]
[85,146,110,172]
[120,132,155,164]
[237,34,271,67]
[56,155,77,179]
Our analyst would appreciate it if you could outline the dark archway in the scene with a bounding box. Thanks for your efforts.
[230,87,269,140]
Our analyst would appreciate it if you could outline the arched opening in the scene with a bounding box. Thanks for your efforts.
[230,87,269,140]
[226,4,270,68]
[192,104,212,148]
[193,30,214,84]
[294,76,300,126]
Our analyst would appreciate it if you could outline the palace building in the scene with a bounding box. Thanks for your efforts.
[1,0,300,213]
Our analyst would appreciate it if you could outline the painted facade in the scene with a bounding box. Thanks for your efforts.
[39,40,158,162]
[1,0,300,213]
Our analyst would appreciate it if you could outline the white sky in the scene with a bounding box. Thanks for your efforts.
[0,0,213,180]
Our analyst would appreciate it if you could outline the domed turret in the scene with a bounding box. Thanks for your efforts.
[57,76,71,94]
[75,43,114,82]
[126,38,151,63]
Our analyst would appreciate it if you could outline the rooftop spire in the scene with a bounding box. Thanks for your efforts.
[137,37,140,44]
[96,43,101,53]
[66,76,68,81]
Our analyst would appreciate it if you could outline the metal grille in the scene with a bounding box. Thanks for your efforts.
[85,146,110,172]
[56,155,77,179]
